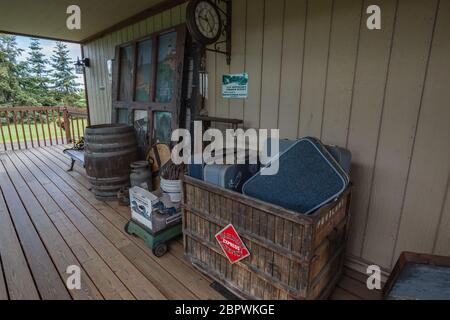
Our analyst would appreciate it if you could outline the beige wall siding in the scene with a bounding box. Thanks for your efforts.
[83,3,187,125]
[83,0,450,270]
[206,0,450,270]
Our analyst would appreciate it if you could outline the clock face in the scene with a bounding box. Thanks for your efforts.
[194,1,221,40]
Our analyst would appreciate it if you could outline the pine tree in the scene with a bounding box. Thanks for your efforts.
[50,41,78,105]
[0,34,35,106]
[26,38,54,105]
[27,39,48,89]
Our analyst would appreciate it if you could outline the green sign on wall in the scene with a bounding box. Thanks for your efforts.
[222,73,248,99]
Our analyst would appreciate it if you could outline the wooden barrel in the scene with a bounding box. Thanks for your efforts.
[85,124,138,200]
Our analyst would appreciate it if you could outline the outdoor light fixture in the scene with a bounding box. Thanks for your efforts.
[74,57,90,74]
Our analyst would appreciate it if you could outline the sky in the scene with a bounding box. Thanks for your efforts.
[15,36,84,85]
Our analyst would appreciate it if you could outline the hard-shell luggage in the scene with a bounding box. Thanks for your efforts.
[203,163,258,193]
[261,138,352,173]
[187,149,250,180]
[243,137,350,215]
[326,145,352,174]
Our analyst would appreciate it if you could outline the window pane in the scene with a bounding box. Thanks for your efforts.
[119,45,133,101]
[153,111,172,144]
[156,32,177,103]
[117,108,129,124]
[134,110,149,158]
[135,40,152,102]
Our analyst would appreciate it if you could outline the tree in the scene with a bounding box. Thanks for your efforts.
[0,34,35,106]
[50,41,79,105]
[26,38,55,105]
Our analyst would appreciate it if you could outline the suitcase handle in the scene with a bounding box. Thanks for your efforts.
[228,172,243,190]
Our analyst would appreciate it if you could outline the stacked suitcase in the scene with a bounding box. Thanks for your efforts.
[243,137,350,215]
[188,137,351,215]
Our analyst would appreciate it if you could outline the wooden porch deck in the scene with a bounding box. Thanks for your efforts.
[0,145,380,300]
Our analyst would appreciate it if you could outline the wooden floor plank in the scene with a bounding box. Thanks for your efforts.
[29,148,217,300]
[0,182,39,300]
[330,287,361,300]
[0,246,9,300]
[8,152,135,300]
[337,274,381,300]
[45,147,212,269]
[0,262,6,300]
[0,158,70,300]
[15,150,166,300]
[3,152,104,300]
[39,146,225,300]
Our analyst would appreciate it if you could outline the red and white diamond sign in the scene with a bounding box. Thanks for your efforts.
[215,224,250,264]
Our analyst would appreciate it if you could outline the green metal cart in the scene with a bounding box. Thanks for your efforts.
[124,220,182,257]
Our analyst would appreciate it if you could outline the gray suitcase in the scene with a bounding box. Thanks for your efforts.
[203,163,258,193]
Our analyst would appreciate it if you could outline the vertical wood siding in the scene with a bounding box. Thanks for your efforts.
[83,3,187,125]
[83,0,449,270]
[206,0,450,270]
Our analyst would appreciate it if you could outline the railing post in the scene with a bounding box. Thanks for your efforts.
[63,107,72,144]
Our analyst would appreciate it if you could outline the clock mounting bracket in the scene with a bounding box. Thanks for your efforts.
[203,0,232,65]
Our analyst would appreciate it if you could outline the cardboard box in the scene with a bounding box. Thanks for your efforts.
[129,186,158,230]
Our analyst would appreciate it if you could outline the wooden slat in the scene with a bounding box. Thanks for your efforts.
[19,111,28,149]
[170,4,181,26]
[0,184,39,300]
[0,157,70,300]
[3,152,103,300]
[321,0,362,146]
[45,110,53,146]
[345,0,397,257]
[5,112,14,150]
[277,0,307,139]
[34,147,225,300]
[205,49,216,117]
[362,0,438,269]
[298,0,333,138]
[337,274,381,300]
[52,110,59,145]
[27,111,35,148]
[214,0,230,121]
[33,111,41,147]
[0,111,7,150]
[330,287,360,300]
[74,118,80,141]
[228,0,247,121]
[39,111,47,146]
[393,0,450,261]
[7,151,135,300]
[17,151,167,300]
[259,0,285,129]
[0,256,7,300]
[242,0,264,128]
[12,111,21,149]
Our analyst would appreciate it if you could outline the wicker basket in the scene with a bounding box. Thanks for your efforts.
[182,176,352,300]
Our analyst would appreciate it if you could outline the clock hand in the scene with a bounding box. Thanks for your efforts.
[199,15,213,33]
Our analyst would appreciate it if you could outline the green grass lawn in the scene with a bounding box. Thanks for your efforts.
[0,118,87,144]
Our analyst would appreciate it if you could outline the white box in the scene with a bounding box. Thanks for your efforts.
[129,186,158,230]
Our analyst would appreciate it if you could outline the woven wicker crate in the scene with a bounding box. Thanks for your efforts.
[182,176,352,300]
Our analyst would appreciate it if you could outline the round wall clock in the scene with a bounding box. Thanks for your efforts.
[186,0,223,45]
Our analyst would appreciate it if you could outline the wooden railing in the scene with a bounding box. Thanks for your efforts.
[0,106,88,151]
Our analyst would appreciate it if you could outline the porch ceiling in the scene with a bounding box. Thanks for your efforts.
[0,0,173,43]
